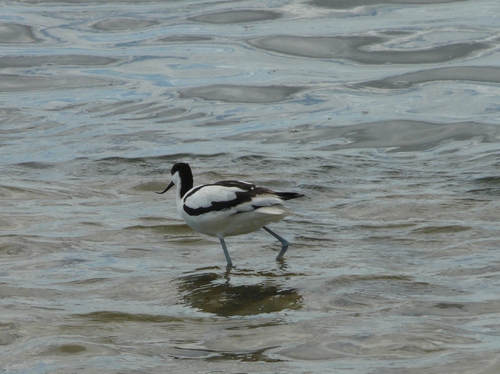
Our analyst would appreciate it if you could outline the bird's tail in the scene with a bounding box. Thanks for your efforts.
[275,192,305,200]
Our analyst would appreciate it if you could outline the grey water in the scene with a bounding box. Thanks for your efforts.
[1,0,500,373]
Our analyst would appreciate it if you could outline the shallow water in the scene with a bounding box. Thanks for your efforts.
[1,0,500,373]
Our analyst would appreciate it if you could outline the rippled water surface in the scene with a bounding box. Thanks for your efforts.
[1,0,500,373]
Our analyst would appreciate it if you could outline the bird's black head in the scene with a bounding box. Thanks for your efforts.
[156,162,194,198]
[171,162,192,177]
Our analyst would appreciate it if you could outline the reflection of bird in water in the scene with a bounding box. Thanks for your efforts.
[157,162,304,268]
[177,270,302,317]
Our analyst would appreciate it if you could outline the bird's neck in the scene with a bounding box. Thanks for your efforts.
[178,175,193,199]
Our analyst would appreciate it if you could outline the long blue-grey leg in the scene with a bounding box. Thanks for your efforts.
[262,226,289,260]
[217,236,233,268]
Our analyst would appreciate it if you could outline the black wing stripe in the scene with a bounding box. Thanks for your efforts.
[183,181,303,217]
[184,191,252,216]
